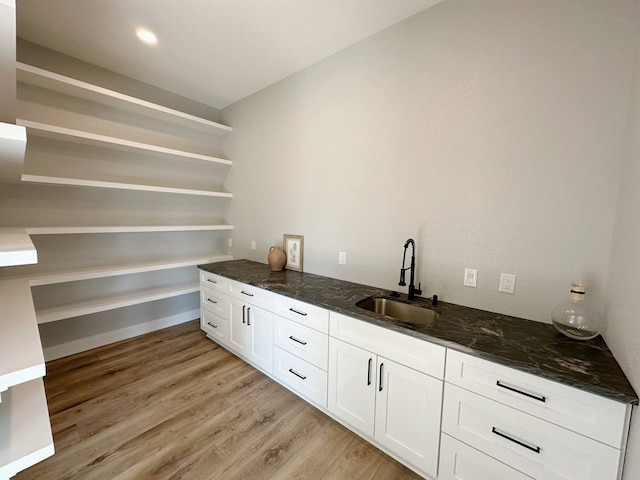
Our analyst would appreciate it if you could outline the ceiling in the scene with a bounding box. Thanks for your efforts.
[17,0,443,110]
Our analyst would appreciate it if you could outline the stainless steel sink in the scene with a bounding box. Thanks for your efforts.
[356,296,439,326]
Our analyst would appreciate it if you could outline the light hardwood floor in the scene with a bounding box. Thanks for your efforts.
[16,321,424,480]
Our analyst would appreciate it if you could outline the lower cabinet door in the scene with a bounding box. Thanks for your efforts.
[439,434,534,480]
[228,297,248,356]
[327,337,376,437]
[246,304,274,374]
[201,308,228,347]
[374,357,443,479]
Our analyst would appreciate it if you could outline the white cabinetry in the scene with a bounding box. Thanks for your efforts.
[328,313,445,479]
[440,350,631,480]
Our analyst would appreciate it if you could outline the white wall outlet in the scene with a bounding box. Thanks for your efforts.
[338,251,347,266]
[499,273,516,294]
[228,238,233,247]
[464,268,477,287]
[251,240,256,251]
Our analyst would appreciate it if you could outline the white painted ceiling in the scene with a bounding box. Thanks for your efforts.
[17,0,443,109]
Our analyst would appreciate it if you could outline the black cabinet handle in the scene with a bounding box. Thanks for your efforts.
[241,290,254,297]
[242,305,246,324]
[496,381,546,403]
[379,363,384,391]
[206,322,218,329]
[247,307,251,326]
[206,279,217,284]
[207,298,218,304]
[289,308,307,316]
[367,358,372,386]
[289,368,306,380]
[491,427,541,454]
[289,336,307,345]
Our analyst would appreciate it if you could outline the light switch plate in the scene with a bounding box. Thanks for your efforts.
[464,268,477,287]
[338,252,347,266]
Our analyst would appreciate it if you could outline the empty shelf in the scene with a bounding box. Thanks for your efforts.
[26,225,233,235]
[21,174,233,198]
[0,280,46,394]
[0,228,37,267]
[0,378,54,478]
[17,62,232,135]
[25,255,233,286]
[36,282,200,324]
[18,119,232,166]
[0,122,27,183]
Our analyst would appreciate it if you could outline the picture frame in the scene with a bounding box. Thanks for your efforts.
[283,234,304,272]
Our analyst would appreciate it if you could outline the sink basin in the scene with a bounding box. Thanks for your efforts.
[356,296,439,326]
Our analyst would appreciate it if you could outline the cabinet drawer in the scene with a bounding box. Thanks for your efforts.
[199,270,229,293]
[329,312,445,379]
[273,294,329,333]
[201,308,228,346]
[228,279,273,311]
[445,350,629,448]
[274,315,328,370]
[200,286,228,318]
[439,433,533,480]
[273,346,327,408]
[442,384,621,480]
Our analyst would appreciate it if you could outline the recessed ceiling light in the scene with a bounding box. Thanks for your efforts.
[136,28,158,45]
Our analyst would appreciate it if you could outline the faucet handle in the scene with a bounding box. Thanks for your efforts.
[415,282,422,296]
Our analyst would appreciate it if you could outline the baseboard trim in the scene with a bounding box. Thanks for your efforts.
[43,309,199,361]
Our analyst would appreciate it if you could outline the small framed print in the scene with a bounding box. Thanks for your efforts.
[283,234,304,272]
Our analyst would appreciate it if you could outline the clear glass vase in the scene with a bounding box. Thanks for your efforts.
[551,282,603,340]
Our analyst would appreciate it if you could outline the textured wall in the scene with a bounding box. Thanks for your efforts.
[223,0,639,323]
[605,18,640,480]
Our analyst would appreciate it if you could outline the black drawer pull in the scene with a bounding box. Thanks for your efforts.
[496,381,546,403]
[379,363,384,391]
[241,290,254,297]
[207,298,218,304]
[206,279,217,284]
[289,368,306,380]
[289,335,307,345]
[206,322,218,329]
[491,427,541,454]
[367,358,372,386]
[289,308,308,316]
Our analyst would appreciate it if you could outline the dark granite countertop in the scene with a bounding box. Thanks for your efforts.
[199,259,638,405]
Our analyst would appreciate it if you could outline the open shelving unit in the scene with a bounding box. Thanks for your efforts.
[0,228,37,267]
[25,254,233,286]
[36,282,200,324]
[21,174,233,198]
[17,62,232,135]
[0,378,54,480]
[18,119,232,166]
[26,225,233,235]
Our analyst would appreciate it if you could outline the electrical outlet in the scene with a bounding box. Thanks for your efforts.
[338,252,347,266]
[464,268,477,287]
[499,273,516,294]
[251,240,256,251]
[228,238,233,247]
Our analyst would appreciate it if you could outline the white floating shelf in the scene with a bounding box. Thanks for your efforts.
[26,225,233,235]
[36,282,200,324]
[21,174,233,198]
[26,255,233,287]
[0,228,37,267]
[17,119,232,166]
[17,62,232,136]
[0,378,54,479]
[0,122,27,183]
[0,280,45,394]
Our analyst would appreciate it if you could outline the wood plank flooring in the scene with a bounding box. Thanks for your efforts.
[16,321,423,480]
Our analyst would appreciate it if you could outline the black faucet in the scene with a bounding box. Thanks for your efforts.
[399,238,422,300]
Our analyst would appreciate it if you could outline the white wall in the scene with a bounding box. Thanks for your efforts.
[0,0,16,122]
[223,0,639,322]
[605,18,640,480]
